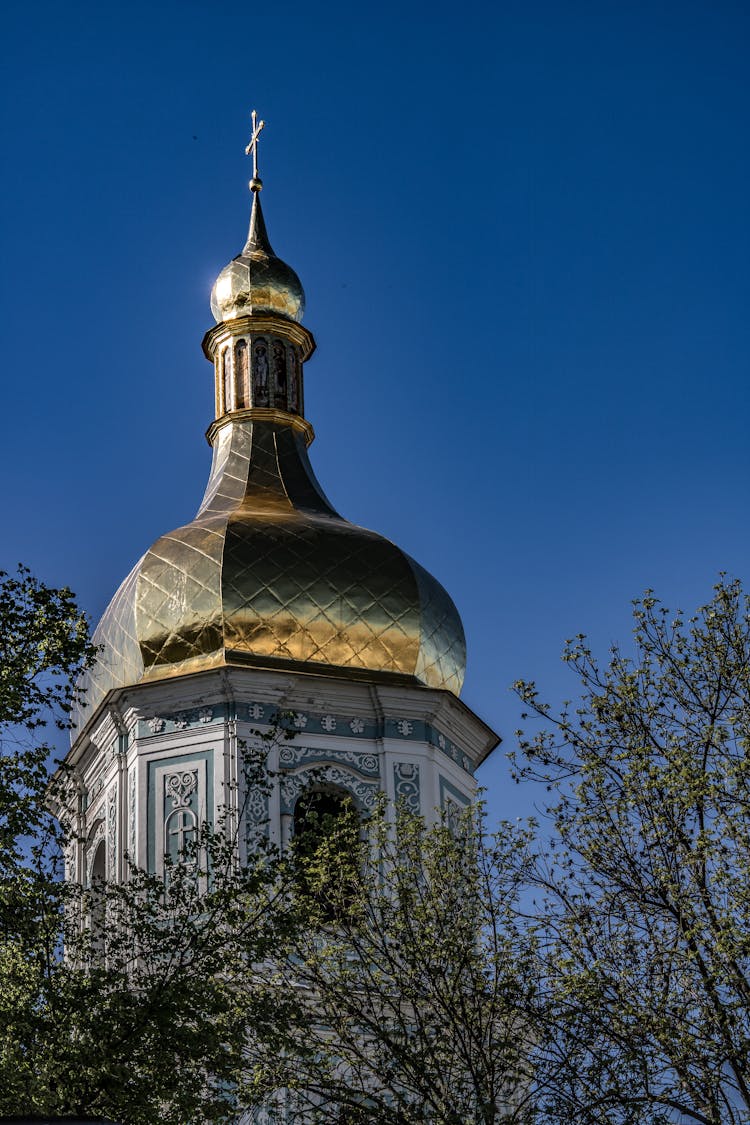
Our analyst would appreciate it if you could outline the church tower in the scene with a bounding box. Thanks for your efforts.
[63,117,498,886]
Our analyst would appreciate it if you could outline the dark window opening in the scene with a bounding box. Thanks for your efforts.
[234,339,248,408]
[292,788,360,921]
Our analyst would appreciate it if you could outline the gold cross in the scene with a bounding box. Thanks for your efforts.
[245,109,265,183]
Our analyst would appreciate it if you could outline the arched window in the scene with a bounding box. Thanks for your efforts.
[164,805,198,864]
[288,348,299,413]
[253,338,269,405]
[292,788,360,921]
[293,788,350,839]
[234,339,249,409]
[221,346,232,413]
[272,339,287,406]
[88,839,106,955]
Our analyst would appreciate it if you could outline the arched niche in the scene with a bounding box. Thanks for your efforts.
[291,786,361,921]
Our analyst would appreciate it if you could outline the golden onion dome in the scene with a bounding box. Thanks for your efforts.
[210,190,305,323]
[72,123,467,732]
[74,418,463,724]
[76,420,466,724]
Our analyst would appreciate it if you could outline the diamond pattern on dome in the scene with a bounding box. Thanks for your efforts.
[198,424,253,515]
[222,512,421,673]
[72,559,144,731]
[81,418,466,714]
[136,517,226,674]
[409,555,467,695]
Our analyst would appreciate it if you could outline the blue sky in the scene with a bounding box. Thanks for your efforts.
[2,0,749,820]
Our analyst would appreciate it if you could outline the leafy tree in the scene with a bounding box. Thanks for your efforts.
[9,564,749,1125]
[0,809,294,1124]
[514,577,750,1125]
[244,796,542,1125]
[0,566,295,1123]
[0,565,94,902]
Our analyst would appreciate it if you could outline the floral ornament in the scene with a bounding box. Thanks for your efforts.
[393,761,420,814]
[248,703,265,720]
[165,770,198,809]
[349,717,365,734]
[148,716,165,734]
[438,733,446,750]
[396,719,413,737]
[198,707,213,724]
[174,712,189,730]
[292,712,308,729]
[321,715,337,732]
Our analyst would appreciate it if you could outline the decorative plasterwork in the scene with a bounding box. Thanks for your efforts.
[394,762,421,815]
[128,770,137,861]
[107,785,117,878]
[278,744,379,777]
[136,702,474,774]
[279,766,378,815]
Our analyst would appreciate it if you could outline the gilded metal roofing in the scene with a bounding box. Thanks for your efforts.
[73,159,467,733]
[210,191,304,324]
[76,420,466,726]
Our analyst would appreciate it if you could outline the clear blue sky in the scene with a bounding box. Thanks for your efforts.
[2,0,748,820]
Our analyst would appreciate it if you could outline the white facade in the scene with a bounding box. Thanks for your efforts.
[65,667,497,885]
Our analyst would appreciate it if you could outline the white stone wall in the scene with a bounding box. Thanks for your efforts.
[65,667,496,881]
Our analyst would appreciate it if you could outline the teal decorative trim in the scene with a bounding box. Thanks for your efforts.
[386,717,427,741]
[253,707,473,774]
[427,725,474,774]
[244,785,270,845]
[137,706,474,776]
[147,749,214,872]
[439,775,470,810]
[277,744,379,777]
[393,762,420,815]
[138,705,226,738]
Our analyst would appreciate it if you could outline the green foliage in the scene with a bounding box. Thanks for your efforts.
[1,820,293,1124]
[0,565,95,893]
[3,566,748,1125]
[246,797,541,1124]
[0,568,295,1123]
[514,577,750,1125]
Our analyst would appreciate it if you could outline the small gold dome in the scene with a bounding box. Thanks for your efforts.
[210,192,305,324]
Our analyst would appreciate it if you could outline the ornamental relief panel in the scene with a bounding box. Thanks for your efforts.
[150,756,209,875]
[277,744,379,777]
[279,765,378,816]
[128,770,137,861]
[393,761,421,815]
[107,785,117,878]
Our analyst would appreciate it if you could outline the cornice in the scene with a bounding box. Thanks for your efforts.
[205,408,315,447]
[202,315,316,362]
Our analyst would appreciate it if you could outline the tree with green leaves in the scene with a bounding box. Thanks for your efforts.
[514,577,750,1125]
[0,566,295,1123]
[242,796,542,1125]
[6,564,749,1125]
[0,565,95,949]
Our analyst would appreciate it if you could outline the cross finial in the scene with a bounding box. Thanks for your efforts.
[245,109,265,192]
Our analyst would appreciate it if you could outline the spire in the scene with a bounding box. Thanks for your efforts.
[244,191,275,258]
